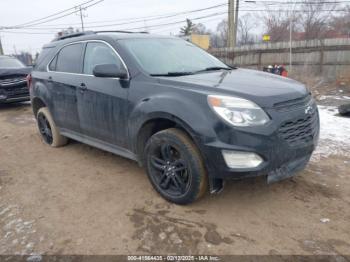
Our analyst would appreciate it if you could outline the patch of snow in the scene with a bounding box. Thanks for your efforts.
[27,255,42,262]
[312,106,350,160]
[320,218,330,223]
[318,95,350,101]
[0,207,11,216]
[0,204,39,254]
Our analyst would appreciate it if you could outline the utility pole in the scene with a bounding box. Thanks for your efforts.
[13,45,17,55]
[228,0,239,48]
[289,1,297,73]
[143,19,149,32]
[77,6,86,32]
[0,34,4,55]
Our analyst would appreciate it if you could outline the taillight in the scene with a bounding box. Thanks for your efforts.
[26,74,32,90]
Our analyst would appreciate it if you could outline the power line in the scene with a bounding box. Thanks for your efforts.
[153,15,227,34]
[3,0,349,32]
[4,5,349,32]
[1,1,349,35]
[122,12,228,31]
[22,0,104,28]
[43,3,229,28]
[249,0,350,3]
[15,3,229,30]
[1,0,104,29]
[1,6,348,35]
[0,31,53,35]
[3,0,96,28]
[0,11,228,35]
[20,0,348,29]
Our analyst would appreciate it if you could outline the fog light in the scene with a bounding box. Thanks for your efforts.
[0,94,7,100]
[222,150,263,169]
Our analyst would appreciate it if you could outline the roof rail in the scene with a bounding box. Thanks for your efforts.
[95,30,149,34]
[51,30,150,42]
[52,31,95,42]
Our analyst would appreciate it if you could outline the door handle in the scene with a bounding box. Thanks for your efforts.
[79,83,87,92]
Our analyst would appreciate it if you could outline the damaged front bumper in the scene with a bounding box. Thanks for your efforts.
[267,154,311,184]
[0,83,30,103]
[199,99,320,187]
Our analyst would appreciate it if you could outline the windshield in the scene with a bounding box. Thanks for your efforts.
[119,38,229,75]
[0,57,25,68]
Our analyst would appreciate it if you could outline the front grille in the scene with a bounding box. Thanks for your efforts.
[4,86,29,99]
[273,95,311,111]
[0,77,27,87]
[278,106,319,146]
[0,81,29,99]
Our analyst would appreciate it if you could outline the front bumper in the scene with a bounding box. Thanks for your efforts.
[0,83,30,103]
[199,99,319,183]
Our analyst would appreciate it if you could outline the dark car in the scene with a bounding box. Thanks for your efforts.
[0,55,31,103]
[29,31,319,204]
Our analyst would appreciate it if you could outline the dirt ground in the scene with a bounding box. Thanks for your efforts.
[0,98,349,256]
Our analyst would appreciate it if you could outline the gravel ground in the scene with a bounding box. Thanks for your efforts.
[0,100,349,256]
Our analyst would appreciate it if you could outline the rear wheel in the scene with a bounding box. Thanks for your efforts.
[144,128,208,205]
[37,107,68,147]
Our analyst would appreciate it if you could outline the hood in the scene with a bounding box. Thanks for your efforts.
[158,68,308,108]
[0,67,32,78]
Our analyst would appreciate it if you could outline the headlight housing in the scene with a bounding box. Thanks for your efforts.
[208,95,270,127]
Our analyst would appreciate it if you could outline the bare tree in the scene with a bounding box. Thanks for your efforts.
[329,5,350,37]
[193,23,211,35]
[211,19,228,48]
[261,7,297,42]
[299,0,338,40]
[237,14,257,45]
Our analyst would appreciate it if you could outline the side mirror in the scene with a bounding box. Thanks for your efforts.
[93,64,128,79]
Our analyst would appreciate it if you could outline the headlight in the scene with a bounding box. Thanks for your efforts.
[207,95,270,127]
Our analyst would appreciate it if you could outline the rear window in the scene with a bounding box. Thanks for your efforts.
[55,43,84,73]
[34,47,55,71]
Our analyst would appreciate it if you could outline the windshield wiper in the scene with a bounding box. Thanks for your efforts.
[150,67,233,77]
[195,66,232,73]
[150,72,194,77]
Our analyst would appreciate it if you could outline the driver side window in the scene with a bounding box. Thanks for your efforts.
[83,42,123,75]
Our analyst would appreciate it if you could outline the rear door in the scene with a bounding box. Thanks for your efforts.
[77,41,129,147]
[47,43,84,133]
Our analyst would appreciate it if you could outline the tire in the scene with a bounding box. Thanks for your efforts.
[37,107,68,147]
[144,128,208,205]
[338,103,350,116]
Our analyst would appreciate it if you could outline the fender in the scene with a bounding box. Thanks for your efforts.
[128,92,217,151]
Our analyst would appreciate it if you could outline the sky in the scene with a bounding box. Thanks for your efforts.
[0,0,233,55]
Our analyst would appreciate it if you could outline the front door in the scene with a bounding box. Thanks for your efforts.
[77,41,129,148]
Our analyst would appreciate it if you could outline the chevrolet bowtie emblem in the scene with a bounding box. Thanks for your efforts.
[305,106,313,115]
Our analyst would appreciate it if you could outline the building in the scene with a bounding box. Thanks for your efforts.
[181,34,211,50]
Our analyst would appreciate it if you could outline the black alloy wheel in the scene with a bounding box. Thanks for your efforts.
[37,112,53,145]
[149,143,191,197]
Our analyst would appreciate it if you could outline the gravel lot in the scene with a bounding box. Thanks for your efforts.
[0,100,349,256]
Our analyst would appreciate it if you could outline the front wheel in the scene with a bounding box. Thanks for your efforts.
[144,128,208,205]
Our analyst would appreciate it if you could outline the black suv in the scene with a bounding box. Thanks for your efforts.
[0,55,31,103]
[29,31,319,204]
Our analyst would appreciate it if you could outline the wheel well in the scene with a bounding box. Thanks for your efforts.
[32,98,46,118]
[136,118,193,165]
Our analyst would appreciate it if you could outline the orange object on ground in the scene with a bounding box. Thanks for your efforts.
[281,70,288,77]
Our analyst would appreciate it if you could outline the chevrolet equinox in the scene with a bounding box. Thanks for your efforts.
[29,31,320,204]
